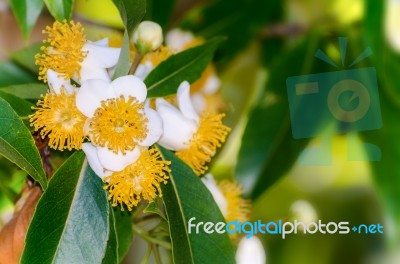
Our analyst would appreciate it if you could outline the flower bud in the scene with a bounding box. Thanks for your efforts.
[236,236,266,264]
[133,21,163,53]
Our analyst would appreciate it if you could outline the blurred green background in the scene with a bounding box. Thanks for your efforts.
[1,0,400,263]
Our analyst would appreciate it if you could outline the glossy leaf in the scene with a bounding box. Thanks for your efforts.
[21,152,110,264]
[102,208,119,264]
[11,43,41,74]
[362,0,400,223]
[112,0,146,35]
[181,0,282,64]
[113,210,134,260]
[0,98,46,189]
[145,0,175,29]
[146,37,224,98]
[112,30,131,80]
[236,35,330,199]
[158,146,235,264]
[0,62,37,87]
[44,0,74,21]
[0,83,47,100]
[8,0,44,39]
[0,91,34,117]
[144,199,166,221]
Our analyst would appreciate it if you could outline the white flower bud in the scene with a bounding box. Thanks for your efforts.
[385,0,400,52]
[290,200,318,226]
[236,236,266,264]
[133,21,163,53]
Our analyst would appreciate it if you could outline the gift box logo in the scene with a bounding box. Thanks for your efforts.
[286,37,382,165]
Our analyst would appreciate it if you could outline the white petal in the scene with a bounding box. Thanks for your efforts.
[76,79,115,118]
[92,38,109,47]
[111,75,147,102]
[82,143,105,178]
[191,93,206,114]
[139,107,163,146]
[134,61,154,80]
[156,98,197,151]
[236,236,266,264]
[165,29,194,52]
[201,174,228,216]
[97,147,141,172]
[202,75,220,94]
[79,66,111,82]
[47,69,75,94]
[177,81,199,122]
[82,43,121,68]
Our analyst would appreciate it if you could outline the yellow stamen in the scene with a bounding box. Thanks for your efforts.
[183,37,205,50]
[29,89,86,151]
[176,112,230,175]
[191,64,217,93]
[35,20,87,82]
[89,96,148,154]
[142,45,172,67]
[218,180,251,223]
[104,148,171,211]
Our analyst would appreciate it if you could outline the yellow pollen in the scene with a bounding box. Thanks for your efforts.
[218,180,251,223]
[35,20,87,82]
[191,64,217,93]
[89,96,148,154]
[103,148,171,211]
[142,45,172,67]
[176,112,231,175]
[29,88,86,151]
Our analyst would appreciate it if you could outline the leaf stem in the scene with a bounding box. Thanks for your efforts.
[128,51,143,75]
[140,243,152,264]
[152,244,162,264]
[132,224,171,250]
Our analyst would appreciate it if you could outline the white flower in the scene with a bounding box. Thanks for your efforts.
[78,38,121,82]
[290,200,318,224]
[386,0,400,52]
[156,81,230,175]
[76,75,163,171]
[236,236,266,264]
[156,81,199,151]
[35,20,121,84]
[165,28,195,52]
[46,69,76,94]
[133,21,163,53]
[82,142,140,177]
[201,174,228,215]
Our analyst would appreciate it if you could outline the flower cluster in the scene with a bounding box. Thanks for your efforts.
[30,20,230,210]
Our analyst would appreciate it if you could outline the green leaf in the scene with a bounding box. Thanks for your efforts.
[145,37,224,98]
[181,0,282,64]
[112,0,146,35]
[8,0,44,39]
[113,210,134,260]
[0,91,34,117]
[112,30,131,80]
[44,0,73,21]
[102,208,119,264]
[21,152,110,264]
[236,35,330,199]
[11,42,41,74]
[0,97,46,189]
[362,0,400,225]
[143,199,166,221]
[158,146,235,264]
[0,83,47,100]
[145,0,176,29]
[0,62,37,87]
